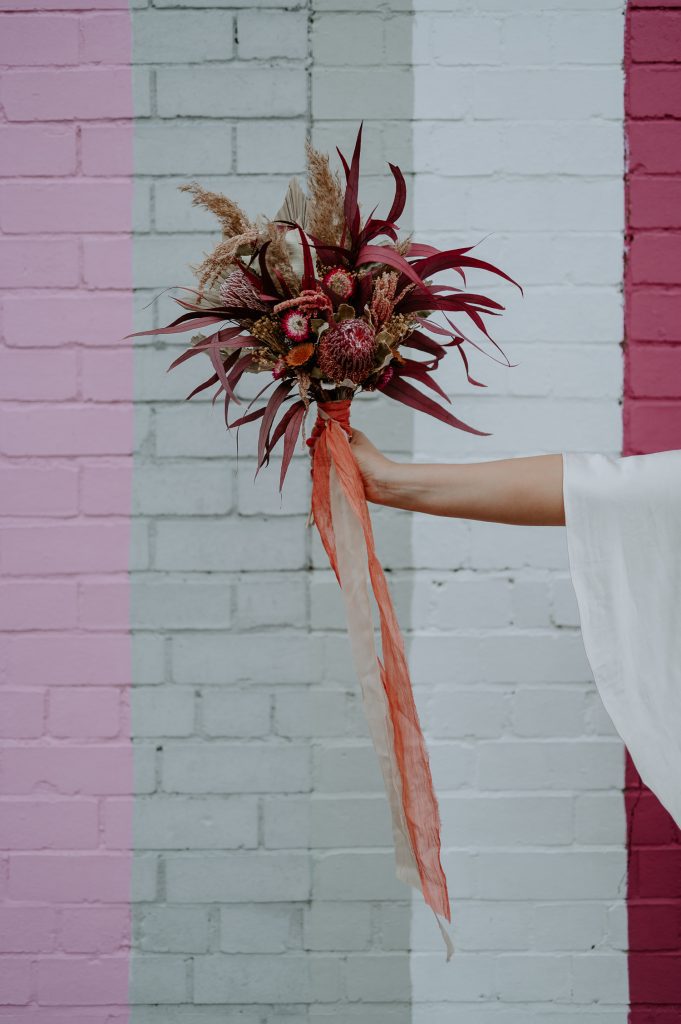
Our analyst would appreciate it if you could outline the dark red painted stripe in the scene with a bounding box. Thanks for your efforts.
[625,3,681,1020]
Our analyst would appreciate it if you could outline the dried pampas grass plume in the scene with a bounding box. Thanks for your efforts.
[179,182,253,239]
[304,138,345,247]
[194,229,261,291]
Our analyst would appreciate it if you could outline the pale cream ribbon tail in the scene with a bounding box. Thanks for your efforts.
[328,459,454,961]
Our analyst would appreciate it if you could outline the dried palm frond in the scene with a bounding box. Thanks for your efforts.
[179,182,253,239]
[265,221,301,293]
[273,177,309,230]
[304,138,346,247]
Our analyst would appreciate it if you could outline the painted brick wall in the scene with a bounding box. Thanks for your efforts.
[129,2,424,1020]
[409,1,628,1018]
[624,2,681,1019]
[0,2,135,1019]
[308,9,419,1023]
[128,3,323,1021]
[0,0,641,1019]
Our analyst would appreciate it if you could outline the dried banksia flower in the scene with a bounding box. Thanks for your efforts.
[304,138,346,247]
[318,318,377,385]
[179,182,252,238]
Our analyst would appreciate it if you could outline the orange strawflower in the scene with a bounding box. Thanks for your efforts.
[285,342,315,367]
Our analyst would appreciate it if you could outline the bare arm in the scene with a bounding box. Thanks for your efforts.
[348,429,565,526]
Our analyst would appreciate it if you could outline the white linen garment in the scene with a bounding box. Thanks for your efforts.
[562,448,681,830]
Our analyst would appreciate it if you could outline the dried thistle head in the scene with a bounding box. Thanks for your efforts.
[304,138,346,247]
[179,182,253,239]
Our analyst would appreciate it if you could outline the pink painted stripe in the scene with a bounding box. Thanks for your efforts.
[0,5,134,1017]
[624,3,681,1021]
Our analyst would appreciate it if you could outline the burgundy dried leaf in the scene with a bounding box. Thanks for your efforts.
[412,248,523,295]
[129,313,226,340]
[381,376,490,437]
[385,162,407,227]
[342,120,363,244]
[256,380,294,476]
[279,401,307,492]
[394,358,451,403]
[228,405,266,430]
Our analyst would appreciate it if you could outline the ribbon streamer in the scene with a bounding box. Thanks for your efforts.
[308,398,453,960]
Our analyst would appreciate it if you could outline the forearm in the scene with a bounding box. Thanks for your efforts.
[378,453,566,526]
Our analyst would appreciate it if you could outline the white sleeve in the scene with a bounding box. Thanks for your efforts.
[562,448,681,829]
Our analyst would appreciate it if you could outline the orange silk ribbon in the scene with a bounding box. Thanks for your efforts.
[308,398,453,960]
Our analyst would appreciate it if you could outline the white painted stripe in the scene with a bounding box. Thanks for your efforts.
[410,1,628,1016]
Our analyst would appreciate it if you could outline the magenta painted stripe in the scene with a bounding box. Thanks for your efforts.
[624,2,681,1021]
[0,6,134,1018]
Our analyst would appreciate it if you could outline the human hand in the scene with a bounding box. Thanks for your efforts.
[306,420,398,505]
[348,428,398,505]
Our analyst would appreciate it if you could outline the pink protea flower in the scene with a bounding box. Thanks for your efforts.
[322,266,355,301]
[219,269,269,311]
[281,309,311,342]
[318,318,377,385]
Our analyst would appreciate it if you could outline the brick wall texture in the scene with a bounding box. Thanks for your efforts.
[624,3,681,1021]
[3,0,680,1020]
[0,2,136,1022]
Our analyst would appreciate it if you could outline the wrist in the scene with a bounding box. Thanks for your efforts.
[374,458,412,507]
